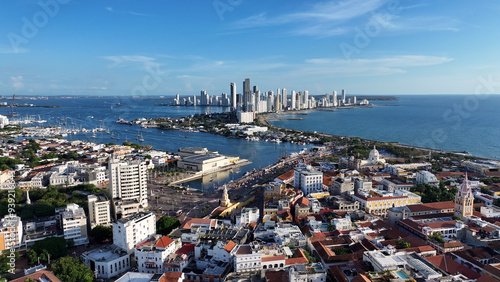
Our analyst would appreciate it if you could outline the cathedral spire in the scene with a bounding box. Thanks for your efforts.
[221,185,230,207]
[26,189,31,205]
[455,172,473,218]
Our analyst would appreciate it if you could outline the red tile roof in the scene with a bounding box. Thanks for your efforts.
[224,241,237,253]
[265,271,289,282]
[406,201,455,213]
[10,270,61,282]
[181,218,214,229]
[155,236,174,248]
[262,255,285,262]
[175,244,195,255]
[277,169,294,181]
[425,255,480,279]
[160,272,183,282]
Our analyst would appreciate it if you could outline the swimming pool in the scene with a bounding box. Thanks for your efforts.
[394,270,409,279]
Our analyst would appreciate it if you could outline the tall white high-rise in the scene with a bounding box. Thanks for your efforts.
[193,95,197,106]
[353,96,357,105]
[109,159,148,219]
[342,89,346,104]
[282,88,287,108]
[333,91,338,107]
[230,82,237,110]
[304,91,309,109]
[291,90,296,110]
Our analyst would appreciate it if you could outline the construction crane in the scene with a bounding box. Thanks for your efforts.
[7,94,18,117]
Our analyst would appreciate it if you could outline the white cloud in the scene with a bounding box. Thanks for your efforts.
[231,0,459,37]
[101,55,159,68]
[10,76,24,89]
[105,7,149,17]
[303,55,454,76]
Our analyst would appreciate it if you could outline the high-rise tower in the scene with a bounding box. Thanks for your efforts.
[243,78,251,112]
[230,82,236,111]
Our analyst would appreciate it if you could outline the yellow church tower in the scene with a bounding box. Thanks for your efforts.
[455,172,474,218]
[220,185,231,207]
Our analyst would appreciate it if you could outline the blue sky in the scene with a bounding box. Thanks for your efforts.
[1,0,500,96]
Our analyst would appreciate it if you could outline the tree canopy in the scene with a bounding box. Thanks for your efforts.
[156,216,181,236]
[31,237,68,261]
[51,256,94,282]
[90,225,113,243]
[411,183,457,203]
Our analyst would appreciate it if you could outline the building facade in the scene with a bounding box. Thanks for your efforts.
[55,203,88,246]
[113,211,156,253]
[88,193,111,229]
[294,166,323,195]
[109,159,148,219]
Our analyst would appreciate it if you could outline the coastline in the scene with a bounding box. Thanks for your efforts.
[257,111,494,162]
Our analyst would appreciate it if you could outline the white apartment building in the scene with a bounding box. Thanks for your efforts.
[113,211,156,254]
[236,207,260,226]
[135,235,180,274]
[0,215,22,251]
[0,115,9,128]
[88,193,111,229]
[416,171,439,187]
[55,203,88,246]
[294,165,323,195]
[233,243,262,272]
[109,159,148,219]
[82,244,131,279]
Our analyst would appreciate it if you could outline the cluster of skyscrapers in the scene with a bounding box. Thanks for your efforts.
[172,78,369,122]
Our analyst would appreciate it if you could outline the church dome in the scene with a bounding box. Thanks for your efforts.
[369,146,380,162]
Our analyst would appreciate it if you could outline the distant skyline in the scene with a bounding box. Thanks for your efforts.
[1,1,500,96]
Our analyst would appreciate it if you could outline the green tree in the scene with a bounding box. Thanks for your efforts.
[27,249,38,265]
[156,216,181,236]
[90,225,113,243]
[0,251,19,272]
[396,239,411,249]
[31,237,67,260]
[51,256,94,282]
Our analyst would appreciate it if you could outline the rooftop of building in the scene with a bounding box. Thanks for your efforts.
[88,192,109,202]
[82,244,129,262]
[116,211,153,224]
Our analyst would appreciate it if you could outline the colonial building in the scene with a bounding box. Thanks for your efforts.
[455,173,474,218]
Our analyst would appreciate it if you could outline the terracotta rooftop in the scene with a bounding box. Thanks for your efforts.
[10,270,61,282]
[262,255,285,262]
[154,236,174,248]
[181,218,215,229]
[175,243,195,255]
[265,270,289,282]
[224,240,237,253]
[425,255,480,279]
[406,201,455,213]
[277,169,294,181]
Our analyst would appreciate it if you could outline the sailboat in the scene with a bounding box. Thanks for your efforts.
[92,132,97,138]
[139,133,145,142]
[110,132,114,139]
[117,133,120,140]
